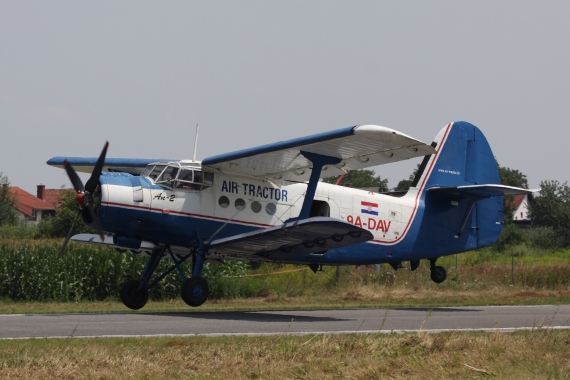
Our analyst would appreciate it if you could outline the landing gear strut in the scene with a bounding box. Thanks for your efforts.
[429,259,447,284]
[181,243,209,307]
[119,243,210,310]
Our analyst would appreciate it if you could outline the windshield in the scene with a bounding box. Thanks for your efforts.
[148,165,166,181]
[156,165,179,183]
[141,162,213,190]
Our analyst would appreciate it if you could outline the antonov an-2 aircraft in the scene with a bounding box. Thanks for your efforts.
[47,121,532,310]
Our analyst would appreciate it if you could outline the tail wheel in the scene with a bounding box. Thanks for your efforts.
[181,277,209,307]
[430,266,447,284]
[120,280,149,310]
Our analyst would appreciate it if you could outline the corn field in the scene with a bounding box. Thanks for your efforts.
[0,240,247,302]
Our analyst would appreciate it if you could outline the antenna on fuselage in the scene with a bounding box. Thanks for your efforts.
[192,123,199,162]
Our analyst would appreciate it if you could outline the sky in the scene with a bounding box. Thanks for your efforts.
[1,1,569,194]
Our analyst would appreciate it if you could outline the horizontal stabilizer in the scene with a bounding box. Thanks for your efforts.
[428,184,537,197]
[209,217,373,257]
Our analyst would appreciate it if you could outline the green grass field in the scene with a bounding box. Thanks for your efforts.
[1,330,569,379]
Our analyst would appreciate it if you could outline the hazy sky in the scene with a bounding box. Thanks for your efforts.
[1,1,569,194]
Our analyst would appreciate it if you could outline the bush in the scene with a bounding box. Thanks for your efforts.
[0,223,39,239]
[524,226,563,249]
[493,224,530,252]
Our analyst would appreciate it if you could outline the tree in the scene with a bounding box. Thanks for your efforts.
[394,164,421,191]
[528,180,570,246]
[0,173,17,226]
[323,169,389,192]
[497,162,529,224]
[38,189,95,237]
[498,164,528,188]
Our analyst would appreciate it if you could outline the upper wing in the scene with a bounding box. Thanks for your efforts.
[46,157,178,175]
[202,125,436,181]
[208,217,373,258]
[428,185,537,197]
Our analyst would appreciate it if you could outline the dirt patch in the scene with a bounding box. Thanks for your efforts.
[342,291,363,301]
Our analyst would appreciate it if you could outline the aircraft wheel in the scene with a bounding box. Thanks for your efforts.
[430,266,447,284]
[181,277,209,307]
[120,280,149,310]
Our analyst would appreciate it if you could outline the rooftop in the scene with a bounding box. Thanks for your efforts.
[9,187,55,217]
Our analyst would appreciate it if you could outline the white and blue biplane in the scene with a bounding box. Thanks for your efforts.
[47,121,532,309]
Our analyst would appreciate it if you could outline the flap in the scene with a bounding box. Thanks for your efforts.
[209,217,373,257]
[202,125,436,181]
[429,184,537,197]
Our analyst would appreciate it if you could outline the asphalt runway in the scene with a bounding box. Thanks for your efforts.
[1,305,569,339]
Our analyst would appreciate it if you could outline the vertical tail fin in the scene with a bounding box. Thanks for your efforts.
[412,121,500,191]
[413,122,503,251]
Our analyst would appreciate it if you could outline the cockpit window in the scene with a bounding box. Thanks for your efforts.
[204,172,214,186]
[156,165,179,183]
[178,169,193,183]
[141,165,153,178]
[149,165,166,181]
[141,162,213,190]
[176,168,214,191]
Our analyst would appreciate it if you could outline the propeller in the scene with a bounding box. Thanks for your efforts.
[58,142,108,256]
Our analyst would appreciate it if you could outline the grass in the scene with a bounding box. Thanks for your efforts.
[0,330,569,379]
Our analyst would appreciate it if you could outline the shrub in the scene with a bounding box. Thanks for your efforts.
[0,223,39,239]
[524,226,563,249]
[493,224,530,252]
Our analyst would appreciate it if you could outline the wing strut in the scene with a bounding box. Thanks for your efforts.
[287,151,341,222]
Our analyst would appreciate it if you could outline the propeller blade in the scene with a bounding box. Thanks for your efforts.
[58,211,80,257]
[85,141,109,194]
[87,206,105,242]
[63,160,84,193]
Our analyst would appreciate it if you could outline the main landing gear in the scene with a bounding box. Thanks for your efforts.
[429,258,447,284]
[388,259,447,284]
[119,243,210,310]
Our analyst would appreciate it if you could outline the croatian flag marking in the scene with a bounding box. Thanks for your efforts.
[361,201,378,216]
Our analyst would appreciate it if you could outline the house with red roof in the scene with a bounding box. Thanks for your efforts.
[512,193,532,228]
[9,185,65,225]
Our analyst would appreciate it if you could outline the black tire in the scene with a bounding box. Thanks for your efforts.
[120,280,149,310]
[430,266,447,284]
[181,277,209,307]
